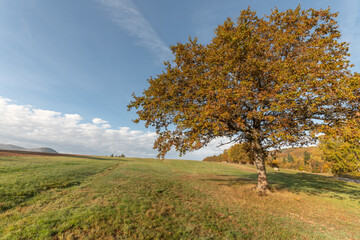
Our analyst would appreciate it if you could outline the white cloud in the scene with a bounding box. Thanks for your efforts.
[92,118,111,128]
[0,97,157,157]
[92,117,108,124]
[101,123,112,129]
[97,0,172,63]
[0,97,227,160]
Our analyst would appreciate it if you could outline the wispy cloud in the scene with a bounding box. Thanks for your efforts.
[97,0,172,62]
[0,97,227,160]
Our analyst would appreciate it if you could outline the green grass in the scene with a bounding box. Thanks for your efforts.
[0,155,359,239]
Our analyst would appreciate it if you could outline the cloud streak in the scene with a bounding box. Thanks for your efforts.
[0,97,227,160]
[98,0,172,62]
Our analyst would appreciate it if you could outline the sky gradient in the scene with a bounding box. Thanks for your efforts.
[0,0,359,159]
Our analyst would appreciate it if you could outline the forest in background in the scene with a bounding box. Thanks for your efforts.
[203,143,359,179]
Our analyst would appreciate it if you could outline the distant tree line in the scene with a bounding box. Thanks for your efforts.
[319,116,360,178]
[110,154,126,158]
[275,151,330,173]
[204,134,360,178]
[203,143,253,165]
[203,145,331,173]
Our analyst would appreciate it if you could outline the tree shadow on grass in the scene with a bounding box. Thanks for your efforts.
[268,172,360,201]
[206,176,256,186]
[204,172,360,202]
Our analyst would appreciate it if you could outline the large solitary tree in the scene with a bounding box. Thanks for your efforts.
[128,6,359,194]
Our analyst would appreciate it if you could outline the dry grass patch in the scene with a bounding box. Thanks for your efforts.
[185,172,360,239]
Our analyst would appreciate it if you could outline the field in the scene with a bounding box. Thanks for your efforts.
[1,152,360,239]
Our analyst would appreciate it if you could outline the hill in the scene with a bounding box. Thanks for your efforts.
[275,146,322,162]
[0,143,58,153]
[0,144,26,151]
[0,155,359,239]
[28,147,58,154]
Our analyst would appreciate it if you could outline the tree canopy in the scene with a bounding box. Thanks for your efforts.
[128,6,359,194]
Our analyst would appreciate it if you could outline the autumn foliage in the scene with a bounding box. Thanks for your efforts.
[272,147,331,173]
[320,113,360,178]
[129,6,358,194]
[203,145,332,174]
[203,143,252,164]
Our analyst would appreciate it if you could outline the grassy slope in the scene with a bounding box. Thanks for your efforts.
[0,156,359,239]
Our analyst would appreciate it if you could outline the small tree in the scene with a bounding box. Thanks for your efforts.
[287,154,295,163]
[269,159,280,168]
[221,149,230,162]
[228,143,251,164]
[303,151,311,165]
[129,6,358,194]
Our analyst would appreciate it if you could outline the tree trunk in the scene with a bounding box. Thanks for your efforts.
[248,126,271,195]
[254,154,271,195]
[250,140,271,195]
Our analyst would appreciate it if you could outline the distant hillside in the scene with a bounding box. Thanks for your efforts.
[0,144,58,154]
[28,147,58,154]
[275,146,322,162]
[0,144,26,151]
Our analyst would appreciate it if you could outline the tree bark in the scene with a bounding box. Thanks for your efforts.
[250,140,271,195]
[248,120,271,195]
[254,154,271,195]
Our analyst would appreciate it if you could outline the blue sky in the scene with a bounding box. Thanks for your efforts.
[0,0,359,159]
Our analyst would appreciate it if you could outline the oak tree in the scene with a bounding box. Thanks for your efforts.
[128,6,358,194]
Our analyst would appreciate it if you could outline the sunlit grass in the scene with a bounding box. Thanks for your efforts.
[0,156,359,239]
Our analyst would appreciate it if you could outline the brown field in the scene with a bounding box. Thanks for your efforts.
[0,149,90,158]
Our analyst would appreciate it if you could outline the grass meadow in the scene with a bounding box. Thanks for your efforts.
[0,154,359,239]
